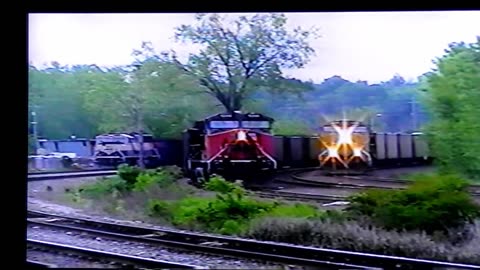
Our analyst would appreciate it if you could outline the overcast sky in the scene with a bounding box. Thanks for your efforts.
[28,12,480,84]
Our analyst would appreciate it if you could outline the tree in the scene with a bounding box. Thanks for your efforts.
[28,63,100,139]
[425,37,480,180]
[83,56,218,167]
[272,119,313,136]
[160,13,318,113]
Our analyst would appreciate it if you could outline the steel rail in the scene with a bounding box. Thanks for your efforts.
[253,190,347,204]
[288,173,480,197]
[27,216,370,269]
[28,168,115,175]
[27,238,203,269]
[27,170,117,181]
[25,260,57,268]
[27,210,479,270]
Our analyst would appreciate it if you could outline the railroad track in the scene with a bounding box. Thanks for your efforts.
[279,170,480,197]
[27,170,117,181]
[25,259,57,268]
[253,190,347,205]
[27,238,202,269]
[28,168,115,175]
[27,210,479,270]
[27,166,480,200]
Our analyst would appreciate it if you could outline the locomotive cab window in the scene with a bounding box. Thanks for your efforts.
[242,121,270,129]
[96,136,129,144]
[209,120,240,129]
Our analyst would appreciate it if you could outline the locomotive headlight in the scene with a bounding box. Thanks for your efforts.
[236,130,247,142]
[353,147,363,157]
[327,147,339,158]
[337,129,353,145]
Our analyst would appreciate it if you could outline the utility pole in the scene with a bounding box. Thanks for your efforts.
[31,106,40,154]
[136,110,145,170]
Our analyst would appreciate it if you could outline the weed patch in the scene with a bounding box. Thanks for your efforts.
[245,217,480,264]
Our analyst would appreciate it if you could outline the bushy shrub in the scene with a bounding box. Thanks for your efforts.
[78,177,127,198]
[147,199,173,220]
[165,176,330,235]
[346,174,480,233]
[170,197,215,229]
[204,175,243,194]
[117,164,142,187]
[133,169,176,192]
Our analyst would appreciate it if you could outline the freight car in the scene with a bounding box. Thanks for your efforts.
[93,133,161,167]
[182,111,277,185]
[268,122,433,175]
[369,131,433,168]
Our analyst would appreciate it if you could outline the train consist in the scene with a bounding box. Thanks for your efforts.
[46,111,432,181]
[182,112,433,182]
[183,112,277,185]
[93,133,162,167]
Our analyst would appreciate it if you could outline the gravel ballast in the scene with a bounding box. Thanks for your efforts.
[27,250,118,268]
[27,224,288,269]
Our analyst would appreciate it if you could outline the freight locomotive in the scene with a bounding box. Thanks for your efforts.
[182,111,278,185]
[93,133,162,167]
[317,120,373,174]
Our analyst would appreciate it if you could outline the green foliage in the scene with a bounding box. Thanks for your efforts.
[346,174,480,233]
[155,176,326,235]
[160,13,319,112]
[133,169,176,192]
[147,199,173,219]
[204,175,243,194]
[169,197,215,228]
[169,177,274,234]
[28,60,429,140]
[425,37,480,180]
[117,164,142,187]
[28,64,101,139]
[263,203,319,219]
[78,177,127,199]
[272,119,313,136]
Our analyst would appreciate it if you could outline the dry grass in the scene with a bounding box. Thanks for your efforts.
[245,217,480,264]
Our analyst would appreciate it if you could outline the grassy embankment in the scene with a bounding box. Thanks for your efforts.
[67,165,480,264]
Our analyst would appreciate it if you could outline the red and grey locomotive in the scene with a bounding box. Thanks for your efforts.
[183,111,277,185]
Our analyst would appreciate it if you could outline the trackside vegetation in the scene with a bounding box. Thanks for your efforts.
[68,165,480,264]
